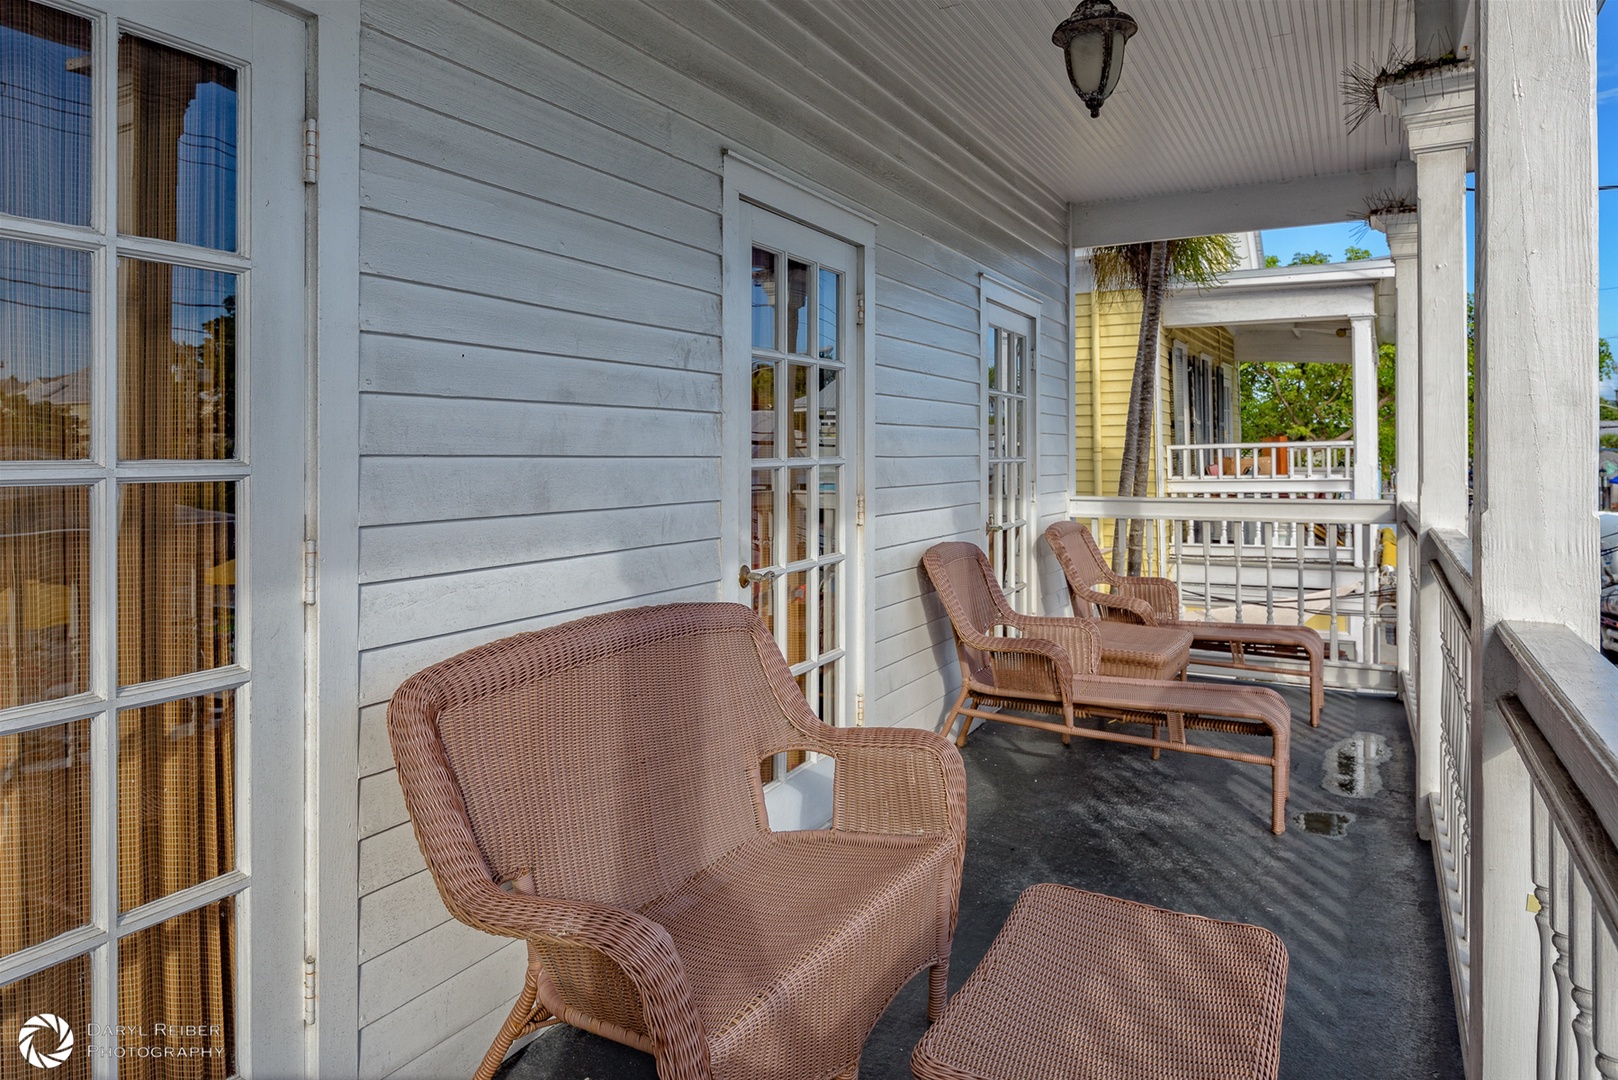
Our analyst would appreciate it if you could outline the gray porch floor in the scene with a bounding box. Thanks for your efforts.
[499,681,1463,1080]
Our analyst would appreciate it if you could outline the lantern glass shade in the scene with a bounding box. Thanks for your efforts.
[1065,29,1128,100]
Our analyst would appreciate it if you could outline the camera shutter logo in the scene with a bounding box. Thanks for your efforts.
[17,1014,73,1069]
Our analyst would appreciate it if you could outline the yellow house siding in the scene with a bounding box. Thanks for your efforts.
[1164,324,1237,448]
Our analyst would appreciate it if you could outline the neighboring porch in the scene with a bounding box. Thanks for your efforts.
[499,679,1461,1080]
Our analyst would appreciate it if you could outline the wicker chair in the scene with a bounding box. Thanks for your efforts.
[1045,521,1325,727]
[921,543,1291,834]
[387,602,967,1080]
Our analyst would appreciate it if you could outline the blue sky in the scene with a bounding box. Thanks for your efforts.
[1265,5,1614,398]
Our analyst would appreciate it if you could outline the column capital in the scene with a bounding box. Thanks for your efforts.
[1379,61,1476,156]
[1368,209,1419,261]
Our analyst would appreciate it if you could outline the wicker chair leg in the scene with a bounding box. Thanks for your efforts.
[473,965,547,1080]
[1271,760,1288,835]
[831,1059,860,1080]
[928,959,949,1022]
[947,687,973,748]
[1309,660,1323,727]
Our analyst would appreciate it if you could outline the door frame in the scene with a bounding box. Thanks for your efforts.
[720,152,875,745]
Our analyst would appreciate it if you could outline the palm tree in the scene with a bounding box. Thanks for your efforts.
[1091,235,1236,574]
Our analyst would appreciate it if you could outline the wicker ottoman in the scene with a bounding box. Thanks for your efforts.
[912,883,1288,1080]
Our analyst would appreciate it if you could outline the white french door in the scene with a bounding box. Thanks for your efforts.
[982,283,1037,613]
[0,1,308,1075]
[737,204,858,774]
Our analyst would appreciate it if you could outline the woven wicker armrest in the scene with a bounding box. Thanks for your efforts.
[1002,615,1102,676]
[1087,588,1159,625]
[817,724,967,839]
[454,881,712,1074]
[1114,576,1179,621]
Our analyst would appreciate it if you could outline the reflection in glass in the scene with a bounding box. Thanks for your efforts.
[789,468,811,563]
[118,692,234,911]
[0,718,90,958]
[0,1,91,225]
[751,576,774,637]
[819,564,837,656]
[817,268,839,361]
[1,486,89,706]
[750,469,774,570]
[817,661,837,726]
[818,368,839,456]
[1,241,91,460]
[789,364,810,457]
[118,260,236,460]
[117,482,235,686]
[751,248,777,351]
[118,34,238,251]
[786,260,810,354]
[787,570,808,666]
[0,954,89,1080]
[751,362,775,459]
[118,898,235,1080]
[818,466,839,555]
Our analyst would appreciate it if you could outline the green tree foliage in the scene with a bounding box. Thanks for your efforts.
[1344,245,1373,261]
[1263,255,1281,268]
[1288,250,1331,265]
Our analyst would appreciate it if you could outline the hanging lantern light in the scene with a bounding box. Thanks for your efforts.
[1052,0,1138,118]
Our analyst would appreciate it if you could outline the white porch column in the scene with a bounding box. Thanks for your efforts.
[1370,208,1429,825]
[1381,67,1475,534]
[1473,2,1598,1077]
[1349,315,1379,499]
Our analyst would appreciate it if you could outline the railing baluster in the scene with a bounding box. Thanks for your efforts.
[1595,911,1618,1078]
[1574,865,1598,1079]
[1536,790,1559,1080]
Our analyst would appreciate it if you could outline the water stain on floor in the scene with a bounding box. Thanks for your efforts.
[1323,731,1391,798]
[1293,810,1355,836]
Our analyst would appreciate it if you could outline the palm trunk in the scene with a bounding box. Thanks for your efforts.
[1114,240,1169,574]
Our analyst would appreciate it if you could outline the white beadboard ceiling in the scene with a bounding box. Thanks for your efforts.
[767,0,1415,211]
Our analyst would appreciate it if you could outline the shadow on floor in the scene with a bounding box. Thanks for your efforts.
[499,682,1464,1080]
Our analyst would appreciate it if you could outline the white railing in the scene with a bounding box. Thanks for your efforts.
[1491,625,1618,1080]
[1069,495,1397,691]
[1164,440,1355,494]
[1430,550,1472,1042]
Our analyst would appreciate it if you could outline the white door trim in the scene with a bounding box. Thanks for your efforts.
[980,275,1042,611]
[720,152,876,740]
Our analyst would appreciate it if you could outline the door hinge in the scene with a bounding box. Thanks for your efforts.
[303,539,318,606]
[303,955,317,1025]
[302,118,319,184]
[856,293,866,327]
[855,694,865,727]
[855,493,866,527]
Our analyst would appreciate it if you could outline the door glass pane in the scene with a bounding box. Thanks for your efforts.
[750,469,774,569]
[750,362,775,459]
[786,259,809,354]
[817,268,839,362]
[817,368,839,456]
[751,248,776,350]
[0,953,90,1077]
[816,659,836,725]
[1,485,90,706]
[117,482,235,686]
[118,260,236,460]
[788,363,809,458]
[788,468,811,562]
[786,569,808,665]
[118,691,234,911]
[118,34,238,252]
[118,897,235,1077]
[0,717,90,956]
[1,240,92,460]
[818,466,839,555]
[0,1,91,226]
[819,563,838,655]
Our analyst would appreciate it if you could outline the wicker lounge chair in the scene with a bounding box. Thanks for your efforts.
[921,543,1291,834]
[1045,520,1325,727]
[387,602,967,1080]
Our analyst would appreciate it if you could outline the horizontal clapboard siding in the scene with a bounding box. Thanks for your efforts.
[350,0,1071,1072]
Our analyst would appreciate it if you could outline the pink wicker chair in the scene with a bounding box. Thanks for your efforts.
[387,602,967,1080]
[1046,521,1325,727]
[921,543,1291,834]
